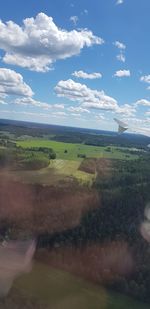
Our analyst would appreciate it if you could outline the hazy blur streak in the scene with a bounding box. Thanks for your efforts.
[140,203,150,242]
[0,239,36,296]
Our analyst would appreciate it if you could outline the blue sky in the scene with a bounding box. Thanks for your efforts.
[0,0,150,132]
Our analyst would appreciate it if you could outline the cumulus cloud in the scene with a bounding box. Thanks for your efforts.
[72,70,102,79]
[114,41,126,50]
[140,75,150,84]
[55,79,136,118]
[0,68,33,97]
[70,16,78,25]
[4,55,54,73]
[114,70,130,77]
[0,13,103,72]
[116,53,125,63]
[135,99,150,107]
[55,79,118,111]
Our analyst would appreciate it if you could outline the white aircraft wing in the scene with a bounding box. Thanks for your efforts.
[114,118,150,138]
[114,118,128,134]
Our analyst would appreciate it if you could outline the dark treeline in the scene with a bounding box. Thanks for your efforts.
[52,133,149,149]
[19,146,56,159]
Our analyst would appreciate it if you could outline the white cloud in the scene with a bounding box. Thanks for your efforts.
[140,75,150,84]
[0,110,49,118]
[0,93,8,104]
[14,97,65,110]
[0,100,7,105]
[124,117,150,136]
[55,79,118,111]
[0,93,7,99]
[52,111,67,117]
[53,104,64,109]
[145,111,150,116]
[114,41,126,63]
[82,102,117,110]
[114,70,130,77]
[72,70,102,79]
[55,79,137,120]
[0,13,103,72]
[4,55,54,73]
[95,114,105,120]
[14,97,51,109]
[0,68,33,97]
[116,0,124,5]
[67,106,90,113]
[135,99,150,107]
[70,16,78,25]
[71,113,81,118]
[114,41,126,50]
[116,104,136,117]
[116,53,125,63]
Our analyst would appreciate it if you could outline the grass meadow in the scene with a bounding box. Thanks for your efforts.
[17,139,138,161]
[12,262,149,309]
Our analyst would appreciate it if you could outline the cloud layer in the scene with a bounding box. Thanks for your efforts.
[0,13,103,72]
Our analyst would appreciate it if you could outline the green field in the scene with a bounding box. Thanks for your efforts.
[17,139,139,161]
[50,159,95,184]
[11,262,149,309]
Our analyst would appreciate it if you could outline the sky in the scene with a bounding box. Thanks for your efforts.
[0,0,150,132]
